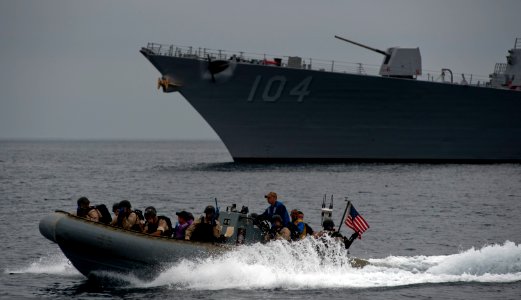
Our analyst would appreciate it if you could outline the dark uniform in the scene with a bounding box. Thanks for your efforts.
[315,218,358,249]
[185,205,222,242]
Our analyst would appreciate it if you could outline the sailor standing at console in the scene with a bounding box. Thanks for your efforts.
[259,192,290,227]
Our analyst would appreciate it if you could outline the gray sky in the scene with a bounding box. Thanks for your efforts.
[1,0,520,140]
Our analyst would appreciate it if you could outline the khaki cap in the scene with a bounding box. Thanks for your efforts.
[264,191,278,199]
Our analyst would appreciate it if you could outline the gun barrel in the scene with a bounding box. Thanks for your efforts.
[334,35,388,56]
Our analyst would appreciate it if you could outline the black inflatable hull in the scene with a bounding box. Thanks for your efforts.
[39,211,229,279]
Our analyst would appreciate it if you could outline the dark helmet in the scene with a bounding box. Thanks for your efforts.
[144,206,157,218]
[322,218,335,230]
[118,200,131,209]
[176,210,192,220]
[77,197,90,207]
[204,205,216,215]
[272,214,283,224]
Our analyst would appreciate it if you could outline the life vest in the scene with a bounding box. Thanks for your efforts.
[145,216,173,237]
[289,219,313,240]
[133,209,145,222]
[272,226,284,235]
[190,217,216,242]
[288,221,301,240]
[304,223,314,236]
[266,225,291,241]
[173,220,192,239]
[95,204,112,224]
[77,205,111,224]
[117,210,143,231]
[76,207,91,218]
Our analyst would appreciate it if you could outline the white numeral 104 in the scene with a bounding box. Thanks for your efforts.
[247,76,312,102]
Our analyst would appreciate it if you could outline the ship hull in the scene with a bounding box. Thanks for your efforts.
[142,52,521,162]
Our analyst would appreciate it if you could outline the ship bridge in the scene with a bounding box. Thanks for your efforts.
[489,37,521,90]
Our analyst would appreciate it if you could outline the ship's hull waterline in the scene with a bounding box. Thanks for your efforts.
[141,51,521,163]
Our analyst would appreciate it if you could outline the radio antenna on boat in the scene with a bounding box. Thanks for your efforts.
[337,197,351,233]
[214,197,220,218]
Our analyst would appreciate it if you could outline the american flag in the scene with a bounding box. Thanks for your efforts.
[344,203,369,238]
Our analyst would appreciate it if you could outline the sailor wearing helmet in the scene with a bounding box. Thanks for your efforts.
[184,205,222,242]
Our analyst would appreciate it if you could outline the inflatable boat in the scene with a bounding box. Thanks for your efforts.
[39,206,265,279]
[39,207,368,280]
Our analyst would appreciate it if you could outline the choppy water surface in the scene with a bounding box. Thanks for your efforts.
[1,141,520,299]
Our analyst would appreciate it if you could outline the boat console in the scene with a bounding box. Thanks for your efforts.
[218,204,264,245]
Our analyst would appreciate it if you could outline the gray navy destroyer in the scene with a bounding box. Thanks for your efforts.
[140,36,521,162]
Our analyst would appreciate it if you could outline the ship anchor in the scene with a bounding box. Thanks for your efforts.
[157,77,180,93]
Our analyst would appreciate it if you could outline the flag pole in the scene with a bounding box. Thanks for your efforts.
[337,198,351,232]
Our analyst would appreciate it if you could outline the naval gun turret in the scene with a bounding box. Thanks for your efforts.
[335,35,422,79]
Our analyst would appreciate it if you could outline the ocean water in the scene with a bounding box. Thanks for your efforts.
[1,140,520,299]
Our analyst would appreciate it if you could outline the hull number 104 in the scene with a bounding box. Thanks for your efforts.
[247,75,312,102]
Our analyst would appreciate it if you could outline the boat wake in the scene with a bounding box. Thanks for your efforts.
[130,240,521,290]
[5,253,80,276]
[8,240,521,290]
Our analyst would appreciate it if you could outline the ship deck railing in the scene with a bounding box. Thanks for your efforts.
[145,42,491,88]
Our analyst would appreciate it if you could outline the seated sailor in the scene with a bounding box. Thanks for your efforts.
[259,192,290,227]
[185,205,222,242]
[315,218,358,249]
[173,210,194,239]
[112,202,120,219]
[299,211,314,237]
[264,215,291,242]
[289,209,304,240]
[288,209,313,240]
[111,200,143,231]
[143,206,172,237]
[75,197,102,222]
